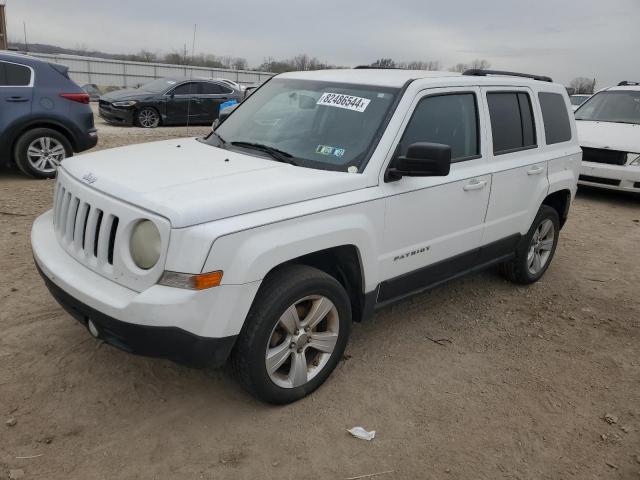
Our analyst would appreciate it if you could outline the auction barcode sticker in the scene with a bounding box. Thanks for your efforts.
[317,93,371,113]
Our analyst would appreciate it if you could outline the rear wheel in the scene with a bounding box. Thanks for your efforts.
[136,107,160,128]
[14,128,72,179]
[230,265,351,404]
[499,205,560,284]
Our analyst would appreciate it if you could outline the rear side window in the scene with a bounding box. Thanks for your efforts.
[487,92,536,154]
[398,93,479,162]
[538,92,572,144]
[200,82,233,94]
[172,82,199,95]
[0,61,32,86]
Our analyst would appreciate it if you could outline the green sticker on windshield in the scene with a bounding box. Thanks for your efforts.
[316,145,345,158]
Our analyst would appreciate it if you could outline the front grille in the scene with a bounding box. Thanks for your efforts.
[53,182,120,266]
[581,147,627,165]
[579,175,621,186]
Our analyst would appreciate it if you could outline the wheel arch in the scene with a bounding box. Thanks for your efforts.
[542,188,571,228]
[9,120,76,159]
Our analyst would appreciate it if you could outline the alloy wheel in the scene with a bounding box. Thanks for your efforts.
[138,109,159,128]
[265,295,340,389]
[26,137,66,174]
[527,219,555,275]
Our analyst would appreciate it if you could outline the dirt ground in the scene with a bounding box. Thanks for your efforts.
[1,112,639,479]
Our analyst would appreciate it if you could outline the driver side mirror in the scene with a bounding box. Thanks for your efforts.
[385,142,452,181]
[211,104,238,131]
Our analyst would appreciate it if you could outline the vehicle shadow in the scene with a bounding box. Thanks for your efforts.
[576,185,640,205]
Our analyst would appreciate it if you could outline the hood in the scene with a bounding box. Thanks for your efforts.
[576,120,640,153]
[100,87,156,102]
[60,138,367,228]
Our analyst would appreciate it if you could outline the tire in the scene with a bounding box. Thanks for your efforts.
[14,128,72,179]
[499,205,560,284]
[230,264,352,404]
[136,107,160,128]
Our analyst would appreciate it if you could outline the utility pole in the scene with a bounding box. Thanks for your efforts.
[0,2,8,50]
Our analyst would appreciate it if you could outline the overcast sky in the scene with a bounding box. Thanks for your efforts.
[4,0,640,87]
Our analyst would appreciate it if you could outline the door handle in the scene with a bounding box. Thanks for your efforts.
[527,166,544,175]
[5,96,29,103]
[463,179,488,191]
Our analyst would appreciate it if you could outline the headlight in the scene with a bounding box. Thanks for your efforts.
[130,220,161,269]
[628,153,640,166]
[112,100,137,107]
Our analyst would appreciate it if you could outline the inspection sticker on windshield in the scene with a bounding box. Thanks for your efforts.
[317,92,371,112]
[316,145,345,158]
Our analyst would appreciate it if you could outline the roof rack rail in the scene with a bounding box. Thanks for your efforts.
[618,81,640,86]
[463,69,553,83]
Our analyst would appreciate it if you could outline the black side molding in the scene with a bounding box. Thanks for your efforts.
[463,69,553,83]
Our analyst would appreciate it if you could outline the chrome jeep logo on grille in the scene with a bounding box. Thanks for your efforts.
[82,173,97,184]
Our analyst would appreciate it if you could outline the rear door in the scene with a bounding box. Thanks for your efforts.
[198,82,235,122]
[0,60,34,131]
[480,87,549,245]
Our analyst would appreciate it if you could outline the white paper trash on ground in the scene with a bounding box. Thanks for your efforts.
[347,426,376,441]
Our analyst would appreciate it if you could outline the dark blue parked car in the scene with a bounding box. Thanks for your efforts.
[0,52,98,178]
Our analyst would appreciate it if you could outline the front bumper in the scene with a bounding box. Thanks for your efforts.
[37,264,236,367]
[98,104,135,125]
[32,210,261,366]
[579,161,640,192]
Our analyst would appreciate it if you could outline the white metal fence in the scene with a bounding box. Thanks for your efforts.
[27,52,274,88]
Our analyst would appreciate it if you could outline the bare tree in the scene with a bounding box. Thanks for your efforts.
[569,77,596,94]
[398,60,442,70]
[449,59,491,73]
[370,58,396,68]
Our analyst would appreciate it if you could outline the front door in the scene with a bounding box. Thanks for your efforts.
[378,87,491,302]
[165,81,200,124]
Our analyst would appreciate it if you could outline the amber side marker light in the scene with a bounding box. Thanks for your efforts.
[159,271,223,290]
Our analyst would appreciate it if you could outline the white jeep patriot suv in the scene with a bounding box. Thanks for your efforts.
[32,68,581,404]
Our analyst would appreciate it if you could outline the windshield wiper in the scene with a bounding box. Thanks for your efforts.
[209,130,227,146]
[230,141,298,165]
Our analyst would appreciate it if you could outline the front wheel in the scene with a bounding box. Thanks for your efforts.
[136,107,160,128]
[499,205,560,284]
[230,265,352,404]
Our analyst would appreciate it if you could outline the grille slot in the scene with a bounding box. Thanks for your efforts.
[52,184,120,266]
[581,147,627,165]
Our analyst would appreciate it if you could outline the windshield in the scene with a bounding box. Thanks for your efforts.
[206,78,399,172]
[140,78,178,93]
[570,96,588,106]
[575,90,640,124]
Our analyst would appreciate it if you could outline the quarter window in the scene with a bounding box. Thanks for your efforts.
[398,93,479,162]
[0,61,32,87]
[487,92,536,154]
[538,92,572,144]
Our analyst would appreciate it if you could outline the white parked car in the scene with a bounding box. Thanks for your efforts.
[569,94,591,111]
[576,81,640,192]
[32,68,581,403]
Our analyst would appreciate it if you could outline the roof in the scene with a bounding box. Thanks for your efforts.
[277,68,562,89]
[279,69,457,87]
[606,85,640,92]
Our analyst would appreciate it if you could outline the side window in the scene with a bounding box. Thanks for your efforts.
[0,61,32,86]
[398,93,479,162]
[538,92,572,144]
[200,82,233,94]
[487,92,537,154]
[172,82,199,95]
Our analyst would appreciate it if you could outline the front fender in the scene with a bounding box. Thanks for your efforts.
[202,201,384,292]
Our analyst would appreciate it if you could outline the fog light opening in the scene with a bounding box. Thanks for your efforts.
[87,319,100,338]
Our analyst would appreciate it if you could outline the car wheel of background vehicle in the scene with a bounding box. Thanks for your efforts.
[136,107,160,128]
[230,264,352,404]
[499,205,560,284]
[14,128,72,179]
